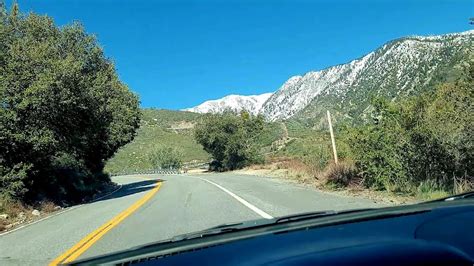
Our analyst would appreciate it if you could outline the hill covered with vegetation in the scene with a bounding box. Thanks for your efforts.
[104,109,287,174]
[104,109,210,174]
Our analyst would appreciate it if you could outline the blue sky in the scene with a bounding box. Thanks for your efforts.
[11,0,474,109]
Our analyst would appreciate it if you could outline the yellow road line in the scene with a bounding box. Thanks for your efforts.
[49,180,162,265]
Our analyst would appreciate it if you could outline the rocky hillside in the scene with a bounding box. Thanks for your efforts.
[261,30,473,122]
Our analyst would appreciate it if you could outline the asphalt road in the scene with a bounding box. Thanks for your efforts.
[0,173,383,265]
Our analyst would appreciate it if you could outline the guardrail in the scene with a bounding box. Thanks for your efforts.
[110,169,182,176]
[110,162,211,176]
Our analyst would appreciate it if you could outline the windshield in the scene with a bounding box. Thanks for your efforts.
[0,0,472,265]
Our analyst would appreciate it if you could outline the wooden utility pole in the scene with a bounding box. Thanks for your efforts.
[327,110,338,164]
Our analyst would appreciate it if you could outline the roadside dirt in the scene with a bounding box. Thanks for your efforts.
[186,168,208,174]
[0,201,61,233]
[0,182,120,233]
[233,164,418,206]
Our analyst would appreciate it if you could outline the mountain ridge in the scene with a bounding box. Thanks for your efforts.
[262,29,473,121]
[183,93,273,115]
[184,30,473,121]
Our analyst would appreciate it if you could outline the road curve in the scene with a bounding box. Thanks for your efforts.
[0,173,382,265]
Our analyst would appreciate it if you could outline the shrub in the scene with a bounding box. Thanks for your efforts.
[0,163,31,200]
[149,147,183,169]
[343,99,413,192]
[344,61,473,194]
[321,160,358,188]
[209,160,224,172]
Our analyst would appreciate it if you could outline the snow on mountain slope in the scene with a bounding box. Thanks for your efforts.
[260,30,473,121]
[183,30,473,121]
[184,93,273,115]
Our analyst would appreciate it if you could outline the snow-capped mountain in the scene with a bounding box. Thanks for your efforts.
[184,93,273,115]
[261,30,473,121]
[185,30,473,121]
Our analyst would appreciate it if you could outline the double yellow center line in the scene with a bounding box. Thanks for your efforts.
[49,180,162,265]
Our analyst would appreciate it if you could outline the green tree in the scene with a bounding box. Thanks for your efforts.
[194,112,264,171]
[0,5,141,202]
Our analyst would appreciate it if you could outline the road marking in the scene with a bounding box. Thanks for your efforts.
[194,177,273,219]
[0,184,123,237]
[49,180,162,265]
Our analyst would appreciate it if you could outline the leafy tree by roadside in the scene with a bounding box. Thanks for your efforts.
[194,111,264,171]
[0,3,141,203]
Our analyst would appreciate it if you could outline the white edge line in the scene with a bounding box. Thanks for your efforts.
[0,184,123,237]
[194,177,273,219]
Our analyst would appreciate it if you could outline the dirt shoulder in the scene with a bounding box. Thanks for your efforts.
[233,164,418,206]
[0,182,120,233]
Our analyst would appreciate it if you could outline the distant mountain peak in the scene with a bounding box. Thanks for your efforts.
[184,92,273,115]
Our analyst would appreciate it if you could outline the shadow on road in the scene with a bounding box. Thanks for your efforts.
[92,179,165,203]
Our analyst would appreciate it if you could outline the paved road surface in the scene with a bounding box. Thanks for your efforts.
[0,173,383,265]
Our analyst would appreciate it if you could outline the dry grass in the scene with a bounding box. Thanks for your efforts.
[318,160,361,189]
[0,200,31,232]
[279,158,316,177]
[244,157,320,184]
[39,201,58,213]
[454,176,474,195]
[2,200,30,218]
[0,199,61,232]
[246,163,269,170]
